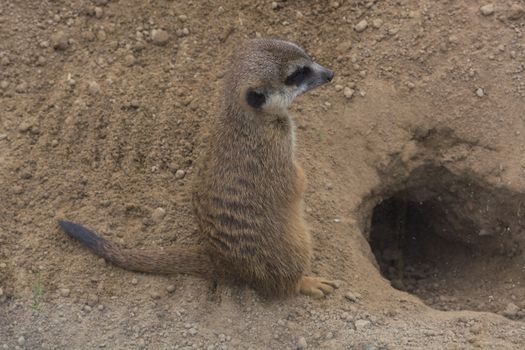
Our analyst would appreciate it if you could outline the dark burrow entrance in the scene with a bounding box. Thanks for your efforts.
[366,165,525,319]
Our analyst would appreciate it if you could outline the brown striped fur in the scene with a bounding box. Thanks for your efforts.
[59,39,337,298]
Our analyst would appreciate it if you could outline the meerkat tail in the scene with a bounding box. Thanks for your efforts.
[58,220,212,277]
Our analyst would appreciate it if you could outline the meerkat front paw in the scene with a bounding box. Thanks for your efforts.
[297,276,339,299]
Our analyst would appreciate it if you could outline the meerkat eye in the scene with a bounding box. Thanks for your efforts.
[285,66,312,86]
[246,89,266,108]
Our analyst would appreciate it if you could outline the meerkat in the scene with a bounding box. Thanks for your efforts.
[59,38,336,298]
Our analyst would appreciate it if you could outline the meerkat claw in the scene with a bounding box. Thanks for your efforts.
[297,276,338,299]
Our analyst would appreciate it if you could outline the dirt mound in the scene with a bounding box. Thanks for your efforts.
[1,0,524,349]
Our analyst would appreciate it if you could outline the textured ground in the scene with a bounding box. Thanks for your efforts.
[1,0,525,349]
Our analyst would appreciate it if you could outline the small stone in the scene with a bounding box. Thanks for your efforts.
[60,288,70,297]
[51,31,69,50]
[17,336,26,346]
[15,82,27,93]
[297,337,307,349]
[87,294,99,306]
[188,328,198,336]
[503,302,520,318]
[343,87,355,99]
[476,88,484,97]
[151,29,169,46]
[508,4,525,20]
[1,56,9,66]
[51,139,59,147]
[152,207,166,222]
[124,54,136,67]
[354,20,368,32]
[470,324,482,335]
[345,291,358,302]
[271,2,279,10]
[131,278,138,285]
[151,292,161,300]
[179,14,188,22]
[406,81,415,90]
[0,134,6,141]
[130,99,140,108]
[448,35,459,44]
[84,305,92,312]
[19,121,32,132]
[334,84,343,92]
[97,304,104,311]
[94,7,103,18]
[97,30,107,41]
[355,319,371,329]
[372,19,383,28]
[175,169,186,179]
[166,285,176,293]
[0,80,8,89]
[480,4,495,16]
[88,81,101,95]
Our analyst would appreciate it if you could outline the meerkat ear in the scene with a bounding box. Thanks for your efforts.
[246,89,266,109]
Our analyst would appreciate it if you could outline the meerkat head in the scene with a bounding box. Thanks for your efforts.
[225,39,334,116]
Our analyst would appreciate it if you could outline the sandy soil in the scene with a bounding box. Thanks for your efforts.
[1,0,525,349]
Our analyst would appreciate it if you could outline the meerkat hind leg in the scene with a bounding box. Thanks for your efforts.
[297,276,338,299]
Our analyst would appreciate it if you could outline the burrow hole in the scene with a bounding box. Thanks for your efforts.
[367,165,525,319]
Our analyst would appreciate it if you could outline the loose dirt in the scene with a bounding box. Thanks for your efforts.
[1,0,525,349]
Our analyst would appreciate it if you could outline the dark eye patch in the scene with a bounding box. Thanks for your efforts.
[246,89,266,108]
[285,66,312,86]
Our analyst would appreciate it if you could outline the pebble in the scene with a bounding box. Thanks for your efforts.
[166,285,176,293]
[503,302,520,318]
[175,169,186,179]
[334,84,343,92]
[354,20,368,33]
[151,29,169,46]
[372,19,383,28]
[88,81,101,95]
[188,328,197,336]
[151,291,161,299]
[84,305,92,312]
[345,291,359,302]
[508,4,525,20]
[343,87,355,99]
[476,88,485,97]
[480,4,495,16]
[60,288,70,297]
[94,7,103,19]
[0,80,8,89]
[51,31,69,50]
[124,54,136,67]
[17,336,26,346]
[355,319,371,329]
[297,337,307,349]
[177,28,190,37]
[152,207,166,222]
[97,304,104,311]
[131,278,138,285]
[271,2,279,10]
[15,82,27,93]
[0,134,6,141]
